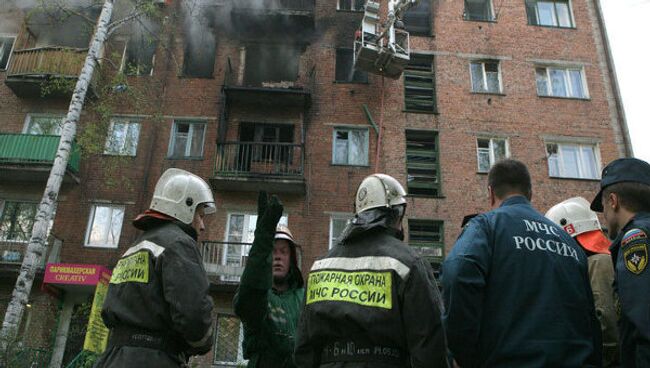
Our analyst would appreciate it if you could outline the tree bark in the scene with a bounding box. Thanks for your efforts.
[0,0,114,344]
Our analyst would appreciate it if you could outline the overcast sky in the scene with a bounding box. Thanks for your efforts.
[600,0,650,162]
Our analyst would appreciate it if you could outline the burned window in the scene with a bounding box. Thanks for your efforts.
[122,37,157,76]
[404,54,436,113]
[25,7,100,48]
[403,0,431,36]
[335,48,368,83]
[406,129,440,196]
[244,45,300,86]
[0,36,15,70]
[238,123,295,168]
[182,33,216,78]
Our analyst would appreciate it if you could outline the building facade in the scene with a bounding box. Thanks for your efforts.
[0,0,630,366]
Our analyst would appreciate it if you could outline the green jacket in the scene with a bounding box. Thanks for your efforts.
[588,253,619,367]
[234,236,304,368]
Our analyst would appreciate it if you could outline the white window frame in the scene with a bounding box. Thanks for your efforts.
[533,0,575,28]
[0,34,17,71]
[536,66,589,99]
[167,120,207,159]
[469,60,502,93]
[120,39,156,77]
[23,114,66,136]
[337,0,365,11]
[332,127,370,166]
[104,118,141,156]
[546,142,601,179]
[213,314,247,366]
[84,204,125,249]
[329,213,353,249]
[476,137,509,173]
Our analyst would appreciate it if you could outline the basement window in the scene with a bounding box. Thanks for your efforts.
[403,0,431,36]
[85,204,125,249]
[408,219,444,276]
[122,37,157,76]
[335,48,368,83]
[470,60,501,93]
[406,129,440,196]
[105,119,141,156]
[332,127,369,166]
[337,0,366,11]
[404,54,436,113]
[546,142,600,179]
[525,0,575,28]
[477,137,508,173]
[0,201,37,243]
[168,121,206,159]
[0,36,16,70]
[244,45,300,87]
[464,0,495,21]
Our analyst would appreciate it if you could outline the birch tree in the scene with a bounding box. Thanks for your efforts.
[0,0,161,344]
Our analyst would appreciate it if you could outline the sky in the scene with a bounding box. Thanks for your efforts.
[600,0,650,162]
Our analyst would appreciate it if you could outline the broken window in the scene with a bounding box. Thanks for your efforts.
[470,60,501,93]
[406,129,440,196]
[239,123,294,164]
[403,0,431,36]
[0,36,16,70]
[122,37,157,76]
[465,0,495,21]
[335,48,368,83]
[244,45,300,86]
[338,0,366,11]
[182,33,216,78]
[404,54,436,113]
[477,137,508,173]
[25,7,101,48]
[332,127,369,166]
[168,121,206,158]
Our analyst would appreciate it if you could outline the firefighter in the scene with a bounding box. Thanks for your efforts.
[294,174,449,368]
[234,192,304,368]
[546,197,619,367]
[442,159,602,367]
[590,158,650,368]
[95,168,216,368]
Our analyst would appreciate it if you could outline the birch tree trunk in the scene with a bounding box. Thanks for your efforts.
[0,0,114,344]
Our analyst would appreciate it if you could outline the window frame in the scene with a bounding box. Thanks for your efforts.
[120,38,156,77]
[464,0,496,22]
[403,54,436,114]
[407,218,445,266]
[212,313,247,366]
[469,60,502,94]
[336,0,366,12]
[405,129,442,197]
[167,120,207,159]
[536,65,589,99]
[0,34,17,71]
[0,200,38,243]
[526,0,576,29]
[104,118,141,156]
[476,137,510,173]
[545,142,601,180]
[329,213,353,249]
[331,127,370,166]
[84,204,125,249]
[23,114,66,136]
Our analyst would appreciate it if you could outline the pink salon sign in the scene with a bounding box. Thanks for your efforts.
[44,264,111,286]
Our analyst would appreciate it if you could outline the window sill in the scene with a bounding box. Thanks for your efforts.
[330,163,370,168]
[406,194,446,199]
[527,23,577,30]
[476,171,489,175]
[548,176,600,182]
[470,91,506,96]
[84,244,119,250]
[538,95,590,101]
[166,156,205,161]
[463,18,497,23]
[336,9,364,13]
[334,80,370,85]
[402,109,439,115]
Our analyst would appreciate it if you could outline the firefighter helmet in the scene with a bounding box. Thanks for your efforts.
[355,174,407,215]
[150,168,216,224]
[546,197,601,237]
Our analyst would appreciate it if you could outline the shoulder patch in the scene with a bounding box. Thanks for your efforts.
[623,243,648,275]
[622,228,647,247]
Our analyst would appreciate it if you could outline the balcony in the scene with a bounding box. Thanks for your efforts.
[0,134,81,183]
[212,142,305,193]
[230,0,315,35]
[4,47,96,98]
[200,241,252,284]
[0,235,62,273]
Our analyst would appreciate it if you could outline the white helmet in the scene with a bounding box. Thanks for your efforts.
[355,174,407,215]
[150,168,216,224]
[545,197,601,237]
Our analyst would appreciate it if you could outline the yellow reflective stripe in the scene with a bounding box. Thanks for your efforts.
[306,270,392,309]
[311,256,410,279]
[110,251,150,284]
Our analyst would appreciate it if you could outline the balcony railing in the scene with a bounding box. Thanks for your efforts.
[0,134,81,173]
[7,46,87,79]
[200,241,252,282]
[215,142,304,178]
[0,235,62,269]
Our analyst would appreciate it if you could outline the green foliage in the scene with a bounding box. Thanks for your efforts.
[0,328,50,368]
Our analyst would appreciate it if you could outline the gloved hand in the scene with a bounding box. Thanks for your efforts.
[252,191,284,253]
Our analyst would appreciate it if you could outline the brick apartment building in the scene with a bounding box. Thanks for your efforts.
[0,0,631,366]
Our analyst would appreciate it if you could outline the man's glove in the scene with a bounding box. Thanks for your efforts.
[253,191,284,252]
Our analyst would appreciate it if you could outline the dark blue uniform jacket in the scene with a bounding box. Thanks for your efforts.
[610,212,650,368]
[442,196,602,368]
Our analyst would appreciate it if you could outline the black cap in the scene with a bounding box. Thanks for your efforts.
[591,158,650,212]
